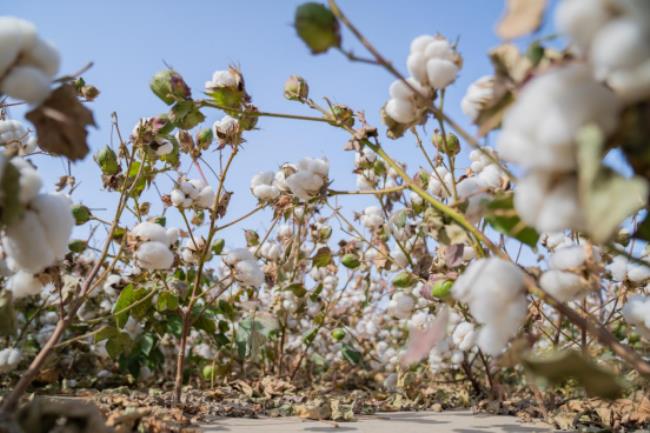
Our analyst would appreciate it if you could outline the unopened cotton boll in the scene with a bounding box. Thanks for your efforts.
[497,64,620,172]
[514,171,584,234]
[0,348,21,374]
[135,241,174,270]
[461,76,497,121]
[7,270,42,299]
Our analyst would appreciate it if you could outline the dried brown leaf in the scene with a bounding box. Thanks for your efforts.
[26,84,95,161]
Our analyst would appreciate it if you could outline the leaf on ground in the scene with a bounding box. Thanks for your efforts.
[522,349,624,400]
[26,84,95,161]
[496,0,547,39]
[577,125,648,244]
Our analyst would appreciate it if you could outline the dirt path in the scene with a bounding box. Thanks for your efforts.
[200,410,559,432]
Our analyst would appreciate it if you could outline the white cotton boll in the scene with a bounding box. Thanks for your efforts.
[135,241,174,270]
[170,188,191,208]
[301,157,329,178]
[628,265,650,283]
[391,249,408,269]
[260,242,280,261]
[22,37,60,77]
[388,292,415,319]
[426,58,458,89]
[251,171,280,201]
[409,311,432,329]
[3,210,54,273]
[591,19,650,78]
[608,256,629,281]
[461,76,496,121]
[477,325,511,356]
[194,343,216,360]
[423,38,455,61]
[410,35,435,54]
[540,270,586,302]
[452,322,477,351]
[544,232,569,250]
[549,245,587,270]
[0,66,51,104]
[31,193,74,260]
[361,206,384,229]
[131,221,170,245]
[407,52,428,85]
[622,295,650,339]
[477,164,504,189]
[251,171,274,188]
[213,115,239,136]
[10,158,42,204]
[286,171,324,201]
[514,171,583,234]
[224,247,256,265]
[7,271,42,299]
[179,180,200,199]
[385,97,417,124]
[0,17,37,75]
[0,119,28,144]
[0,348,21,374]
[195,185,215,208]
[166,228,180,246]
[323,275,338,291]
[205,69,239,91]
[388,78,431,100]
[555,0,611,52]
[457,177,489,222]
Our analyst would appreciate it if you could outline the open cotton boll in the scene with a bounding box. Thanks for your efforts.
[223,247,256,266]
[540,270,586,302]
[234,259,264,287]
[426,58,459,89]
[21,36,60,77]
[549,245,588,270]
[286,171,324,201]
[297,156,329,178]
[7,270,42,299]
[251,171,280,201]
[170,188,192,208]
[497,64,620,172]
[0,66,51,104]
[452,322,477,351]
[131,221,171,245]
[385,97,417,124]
[360,206,384,229]
[388,292,415,319]
[627,264,650,283]
[3,210,55,273]
[31,193,74,260]
[0,17,37,75]
[607,256,629,282]
[514,171,584,234]
[477,164,504,189]
[0,347,21,374]
[135,241,174,270]
[461,76,496,121]
[555,0,611,53]
[410,35,435,54]
[0,119,28,144]
[205,69,239,91]
[423,38,456,61]
[11,157,43,204]
[622,295,650,339]
[388,78,431,100]
[406,52,428,85]
[456,178,490,223]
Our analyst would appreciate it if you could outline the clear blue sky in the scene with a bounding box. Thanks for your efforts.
[4,0,557,247]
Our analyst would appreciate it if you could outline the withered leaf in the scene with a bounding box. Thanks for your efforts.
[26,84,95,161]
[496,0,547,40]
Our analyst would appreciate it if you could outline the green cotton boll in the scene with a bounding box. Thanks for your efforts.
[331,328,346,341]
[94,145,119,176]
[430,279,453,299]
[71,203,92,225]
[392,271,417,288]
[68,239,87,253]
[284,75,309,101]
[150,70,191,105]
[294,3,341,54]
[341,253,360,269]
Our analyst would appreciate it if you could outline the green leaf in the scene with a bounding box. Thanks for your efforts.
[165,313,183,337]
[485,193,539,247]
[105,332,133,359]
[113,284,149,328]
[341,343,362,365]
[0,292,17,337]
[522,350,624,400]
[156,291,179,312]
[312,246,332,268]
[392,272,417,288]
[285,283,307,298]
[578,125,648,243]
[94,325,119,342]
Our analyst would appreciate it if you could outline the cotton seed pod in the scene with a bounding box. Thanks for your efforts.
[341,253,360,269]
[329,104,354,127]
[432,132,460,156]
[150,69,191,105]
[93,145,119,175]
[71,203,92,225]
[284,75,309,101]
[212,238,225,255]
[393,271,417,288]
[430,279,453,299]
[294,2,341,54]
[331,328,346,341]
[196,127,213,150]
[68,239,87,253]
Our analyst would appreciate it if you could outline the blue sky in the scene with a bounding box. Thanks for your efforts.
[4,0,558,248]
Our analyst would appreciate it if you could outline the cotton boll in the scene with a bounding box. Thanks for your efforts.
[286,171,324,201]
[426,58,459,89]
[388,78,431,100]
[11,158,42,204]
[0,17,37,74]
[423,38,456,61]
[251,171,280,201]
[299,157,329,178]
[361,206,384,229]
[540,270,586,302]
[591,19,650,78]
[135,241,174,270]
[131,221,170,245]
[549,245,588,270]
[461,76,496,121]
[622,295,650,339]
[0,348,21,374]
[195,185,215,208]
[627,264,650,283]
[170,188,191,208]
[555,0,611,52]
[477,164,504,189]
[7,271,42,299]
[385,97,417,124]
[224,248,256,265]
[166,228,180,246]
[31,193,74,260]
[0,66,51,104]
[235,260,264,287]
[407,52,428,85]
[0,119,28,144]
[388,292,415,319]
[410,35,435,54]
[452,322,477,351]
[607,256,629,281]
[205,69,239,91]
[22,37,60,77]
[3,210,54,273]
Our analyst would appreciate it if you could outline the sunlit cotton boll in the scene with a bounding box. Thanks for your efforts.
[11,157,43,204]
[540,270,586,302]
[497,64,621,172]
[360,206,384,229]
[285,157,328,201]
[250,171,280,201]
[0,348,21,374]
[7,270,42,299]
[514,171,584,234]
[461,76,497,122]
[407,35,460,89]
[452,322,477,352]
[388,292,415,319]
[452,257,527,355]
[135,241,174,270]
[204,69,240,92]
